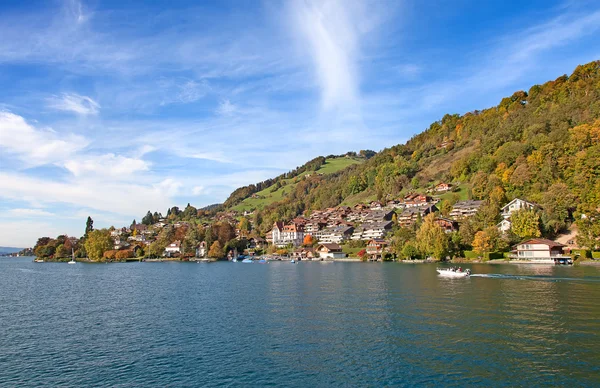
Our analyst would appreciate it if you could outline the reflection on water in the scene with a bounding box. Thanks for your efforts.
[1,258,599,386]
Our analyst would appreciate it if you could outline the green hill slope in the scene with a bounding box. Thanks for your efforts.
[241,61,600,237]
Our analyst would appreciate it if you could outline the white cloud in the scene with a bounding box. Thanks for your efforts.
[290,0,364,111]
[47,93,100,115]
[9,208,55,217]
[0,220,67,247]
[192,186,205,195]
[0,172,176,219]
[63,154,150,179]
[0,111,88,166]
[216,99,237,116]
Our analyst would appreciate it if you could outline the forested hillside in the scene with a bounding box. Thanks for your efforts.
[238,61,600,238]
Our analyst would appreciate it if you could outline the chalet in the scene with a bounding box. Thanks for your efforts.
[291,247,315,260]
[248,237,267,250]
[196,241,207,257]
[304,221,327,239]
[354,203,369,211]
[497,219,512,233]
[114,239,130,250]
[131,223,148,233]
[364,210,394,223]
[435,183,453,193]
[501,198,539,219]
[398,204,438,227]
[361,221,393,240]
[316,243,346,260]
[509,238,571,264]
[319,226,355,244]
[369,201,383,210]
[449,200,483,219]
[403,194,433,208]
[366,239,388,261]
[434,217,458,233]
[110,229,122,238]
[165,240,181,255]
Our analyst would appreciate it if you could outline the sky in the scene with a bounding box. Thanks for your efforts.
[0,0,599,247]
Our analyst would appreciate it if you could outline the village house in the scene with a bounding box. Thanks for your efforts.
[165,240,181,256]
[359,221,394,240]
[498,198,540,233]
[509,238,571,264]
[304,221,327,240]
[366,239,388,261]
[291,247,315,260]
[369,201,383,210]
[316,243,346,260]
[501,198,539,219]
[435,183,453,193]
[449,200,483,219]
[363,210,394,223]
[403,194,434,208]
[113,238,130,251]
[398,204,438,227]
[319,225,355,244]
[434,217,459,233]
[110,229,122,238]
[271,221,304,247]
[196,241,207,257]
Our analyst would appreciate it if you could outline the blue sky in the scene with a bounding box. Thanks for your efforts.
[0,0,599,247]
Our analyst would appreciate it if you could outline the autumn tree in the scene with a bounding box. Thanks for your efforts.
[208,241,223,259]
[238,217,251,237]
[416,213,449,260]
[84,229,113,261]
[303,234,314,246]
[510,209,541,239]
[472,226,505,256]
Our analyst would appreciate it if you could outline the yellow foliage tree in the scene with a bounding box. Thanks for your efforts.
[208,241,223,259]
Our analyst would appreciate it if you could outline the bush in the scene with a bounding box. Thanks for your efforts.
[592,252,600,259]
[103,250,118,260]
[484,252,504,260]
[573,249,592,259]
[463,250,479,259]
[115,250,134,259]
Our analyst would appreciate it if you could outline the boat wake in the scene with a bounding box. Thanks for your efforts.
[470,273,600,283]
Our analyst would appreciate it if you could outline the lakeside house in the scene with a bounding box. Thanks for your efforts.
[366,239,388,261]
[499,198,541,233]
[449,200,483,219]
[291,247,315,260]
[196,241,207,257]
[351,220,393,240]
[509,238,571,263]
[165,240,181,256]
[316,243,346,260]
[271,221,305,247]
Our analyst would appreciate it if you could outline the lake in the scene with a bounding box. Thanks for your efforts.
[1,257,600,386]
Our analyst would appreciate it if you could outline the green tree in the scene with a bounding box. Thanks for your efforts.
[576,212,600,250]
[142,211,154,225]
[510,209,541,239]
[416,214,450,260]
[84,229,113,261]
[402,244,419,260]
[85,216,94,237]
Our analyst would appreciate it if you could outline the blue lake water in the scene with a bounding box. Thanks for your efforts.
[1,257,600,386]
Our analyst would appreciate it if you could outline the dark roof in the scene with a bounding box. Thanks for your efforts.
[516,238,565,248]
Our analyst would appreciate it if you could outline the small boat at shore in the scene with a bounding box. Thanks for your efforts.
[242,258,253,263]
[437,267,470,277]
[34,258,44,263]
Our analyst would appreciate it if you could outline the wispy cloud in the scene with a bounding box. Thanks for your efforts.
[63,154,150,179]
[216,99,237,116]
[290,0,362,111]
[9,208,55,217]
[47,93,100,115]
[0,111,88,166]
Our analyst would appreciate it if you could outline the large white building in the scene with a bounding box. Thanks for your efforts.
[509,238,570,263]
[271,222,304,247]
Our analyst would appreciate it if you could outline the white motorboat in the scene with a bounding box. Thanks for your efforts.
[436,267,470,277]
